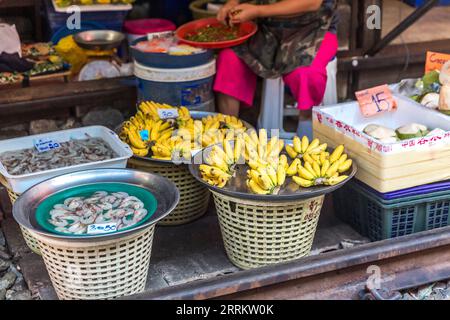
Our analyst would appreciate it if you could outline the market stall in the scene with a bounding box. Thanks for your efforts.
[0,0,450,302]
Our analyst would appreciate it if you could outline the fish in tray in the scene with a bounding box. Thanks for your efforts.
[48,191,147,235]
[0,137,117,176]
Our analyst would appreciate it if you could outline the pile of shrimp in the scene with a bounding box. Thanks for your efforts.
[48,191,147,235]
[0,137,117,176]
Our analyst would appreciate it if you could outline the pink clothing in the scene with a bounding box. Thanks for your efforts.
[213,32,338,110]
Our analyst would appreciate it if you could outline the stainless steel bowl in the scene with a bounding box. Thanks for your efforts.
[73,30,125,51]
[13,168,180,241]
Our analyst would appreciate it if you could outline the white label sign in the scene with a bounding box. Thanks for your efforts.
[158,108,179,120]
[33,138,61,153]
[86,223,117,234]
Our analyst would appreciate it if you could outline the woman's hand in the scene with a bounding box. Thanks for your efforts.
[217,0,240,25]
[229,4,261,24]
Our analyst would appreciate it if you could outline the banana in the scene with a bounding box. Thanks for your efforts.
[312,161,321,178]
[325,175,348,186]
[266,165,278,186]
[293,136,302,153]
[279,154,288,170]
[286,145,298,159]
[304,162,317,178]
[277,164,286,186]
[126,129,147,149]
[298,165,316,181]
[293,176,315,188]
[320,160,330,177]
[325,161,340,178]
[130,146,149,157]
[223,138,234,163]
[330,145,345,164]
[338,159,353,173]
[287,158,300,176]
[303,153,315,165]
[259,129,268,148]
[247,179,270,195]
[305,138,320,153]
[301,136,309,153]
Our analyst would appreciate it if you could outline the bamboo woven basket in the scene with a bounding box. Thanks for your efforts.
[30,225,155,300]
[128,157,210,225]
[211,191,324,270]
[0,175,41,255]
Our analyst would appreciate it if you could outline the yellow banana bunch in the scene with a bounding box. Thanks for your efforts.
[243,129,284,167]
[200,164,232,188]
[292,144,352,188]
[285,136,328,160]
[123,100,250,160]
[246,158,286,195]
[151,136,191,161]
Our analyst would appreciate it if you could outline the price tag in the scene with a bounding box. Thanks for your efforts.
[355,85,397,117]
[33,138,61,153]
[425,51,450,73]
[158,108,179,120]
[86,223,117,235]
[139,129,149,141]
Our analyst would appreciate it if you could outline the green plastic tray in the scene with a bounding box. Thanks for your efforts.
[334,180,450,241]
[36,182,158,237]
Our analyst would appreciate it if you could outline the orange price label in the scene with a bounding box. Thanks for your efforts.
[425,51,450,73]
[355,85,397,118]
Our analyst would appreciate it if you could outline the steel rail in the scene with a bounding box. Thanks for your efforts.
[127,226,450,300]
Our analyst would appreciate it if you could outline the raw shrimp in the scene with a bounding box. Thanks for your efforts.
[0,137,117,176]
[47,191,147,235]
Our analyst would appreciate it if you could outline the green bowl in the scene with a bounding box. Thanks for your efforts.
[35,182,158,237]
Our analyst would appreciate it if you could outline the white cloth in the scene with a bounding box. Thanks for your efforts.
[0,24,21,56]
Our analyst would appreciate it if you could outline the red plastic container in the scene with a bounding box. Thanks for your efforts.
[176,17,257,49]
[124,19,176,35]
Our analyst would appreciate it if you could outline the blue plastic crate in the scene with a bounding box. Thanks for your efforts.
[44,0,128,36]
[334,180,450,241]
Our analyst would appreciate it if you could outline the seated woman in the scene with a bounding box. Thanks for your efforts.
[213,0,339,137]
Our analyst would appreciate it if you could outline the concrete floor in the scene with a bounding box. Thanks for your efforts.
[383,0,450,44]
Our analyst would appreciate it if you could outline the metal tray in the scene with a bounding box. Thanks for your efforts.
[13,168,180,241]
[189,142,357,202]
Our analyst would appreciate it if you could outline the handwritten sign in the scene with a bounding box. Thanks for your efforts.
[86,223,117,235]
[158,108,179,120]
[425,51,450,74]
[33,138,61,153]
[139,129,149,141]
[355,85,397,117]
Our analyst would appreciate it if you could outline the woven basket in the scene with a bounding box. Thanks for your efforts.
[30,225,155,300]
[0,175,41,255]
[128,157,209,225]
[211,191,324,269]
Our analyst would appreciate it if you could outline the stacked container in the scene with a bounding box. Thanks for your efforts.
[313,94,450,239]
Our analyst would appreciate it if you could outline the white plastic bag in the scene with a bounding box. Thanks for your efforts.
[0,23,21,56]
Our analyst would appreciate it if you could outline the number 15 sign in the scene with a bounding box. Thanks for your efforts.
[355,84,397,117]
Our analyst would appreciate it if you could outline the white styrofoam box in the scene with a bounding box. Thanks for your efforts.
[0,126,133,194]
[312,94,450,154]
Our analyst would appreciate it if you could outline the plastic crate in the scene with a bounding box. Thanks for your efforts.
[334,180,450,241]
[44,0,128,36]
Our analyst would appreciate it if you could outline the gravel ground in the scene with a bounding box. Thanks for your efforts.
[400,281,450,300]
[0,227,33,300]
